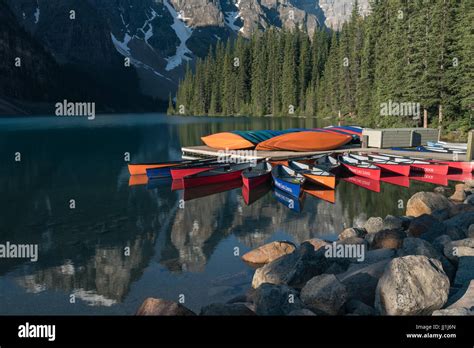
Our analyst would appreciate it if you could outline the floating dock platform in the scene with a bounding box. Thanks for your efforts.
[181,145,468,162]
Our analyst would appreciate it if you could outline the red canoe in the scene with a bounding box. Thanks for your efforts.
[183,163,251,188]
[339,155,381,180]
[370,154,449,176]
[241,162,272,189]
[380,175,410,187]
[170,162,225,180]
[242,181,272,205]
[439,161,473,173]
[349,153,411,176]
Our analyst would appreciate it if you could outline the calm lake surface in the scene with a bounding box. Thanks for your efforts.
[0,114,460,314]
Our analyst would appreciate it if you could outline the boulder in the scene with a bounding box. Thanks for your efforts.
[288,309,317,316]
[465,179,474,188]
[136,298,196,316]
[464,195,474,205]
[432,235,452,254]
[375,256,450,315]
[448,203,474,217]
[300,274,348,315]
[304,238,330,251]
[251,243,331,289]
[242,241,296,265]
[453,256,474,288]
[444,211,474,236]
[431,208,450,221]
[364,217,384,234]
[408,214,447,240]
[338,227,366,240]
[345,299,377,316]
[467,224,474,238]
[444,280,474,311]
[449,184,468,202]
[397,237,456,281]
[406,192,452,217]
[383,215,404,230]
[253,283,304,315]
[371,229,406,250]
[434,186,452,197]
[351,248,396,265]
[200,303,255,316]
[443,238,474,262]
[337,259,390,306]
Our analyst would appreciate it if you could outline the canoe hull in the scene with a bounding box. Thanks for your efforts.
[128,162,182,176]
[303,173,336,189]
[439,161,474,173]
[410,164,449,176]
[375,163,411,177]
[183,170,244,188]
[146,167,173,178]
[341,162,381,180]
[170,167,214,180]
[242,172,271,189]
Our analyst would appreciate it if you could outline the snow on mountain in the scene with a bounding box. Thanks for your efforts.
[163,0,193,72]
[224,11,242,32]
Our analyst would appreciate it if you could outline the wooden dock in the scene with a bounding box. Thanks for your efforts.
[182,145,468,161]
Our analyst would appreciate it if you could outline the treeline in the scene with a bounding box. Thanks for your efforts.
[170,0,473,133]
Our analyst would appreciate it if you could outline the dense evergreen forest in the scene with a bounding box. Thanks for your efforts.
[170,0,473,135]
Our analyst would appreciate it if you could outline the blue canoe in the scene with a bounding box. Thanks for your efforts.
[271,164,306,198]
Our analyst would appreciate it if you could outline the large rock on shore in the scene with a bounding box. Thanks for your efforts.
[253,283,304,315]
[383,215,404,230]
[453,256,474,288]
[304,238,330,251]
[443,238,474,262]
[338,228,367,240]
[242,241,296,265]
[251,243,331,289]
[444,211,474,235]
[397,237,455,280]
[450,184,468,202]
[406,192,452,217]
[300,274,348,315]
[371,229,406,249]
[408,214,447,240]
[433,280,474,316]
[136,298,196,316]
[200,303,255,316]
[375,256,449,315]
[468,224,474,238]
[364,217,384,234]
[337,259,390,306]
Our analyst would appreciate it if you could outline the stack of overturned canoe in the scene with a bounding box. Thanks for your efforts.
[200,126,362,151]
[128,152,473,210]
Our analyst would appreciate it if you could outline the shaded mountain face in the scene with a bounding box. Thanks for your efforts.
[2,0,369,106]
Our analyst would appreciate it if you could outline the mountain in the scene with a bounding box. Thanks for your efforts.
[1,0,370,113]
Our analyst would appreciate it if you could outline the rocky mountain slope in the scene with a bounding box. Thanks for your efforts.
[2,0,370,112]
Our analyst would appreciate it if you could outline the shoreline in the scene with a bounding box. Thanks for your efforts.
[137,180,474,316]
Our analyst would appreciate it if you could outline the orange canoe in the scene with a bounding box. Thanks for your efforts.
[201,132,255,150]
[256,131,352,152]
[128,162,184,176]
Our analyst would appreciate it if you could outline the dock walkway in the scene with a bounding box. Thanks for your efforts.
[182,145,467,161]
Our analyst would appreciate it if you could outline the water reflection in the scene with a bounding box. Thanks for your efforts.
[0,114,465,314]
